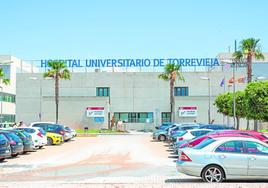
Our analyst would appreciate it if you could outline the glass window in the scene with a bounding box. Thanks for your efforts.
[215,141,244,153]
[96,87,110,97]
[114,112,153,123]
[190,130,206,137]
[161,112,171,123]
[245,141,268,155]
[0,92,16,103]
[174,87,189,96]
[193,138,216,149]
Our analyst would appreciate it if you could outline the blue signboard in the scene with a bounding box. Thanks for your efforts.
[40,58,220,68]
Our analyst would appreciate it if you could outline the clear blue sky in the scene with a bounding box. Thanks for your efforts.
[0,0,267,60]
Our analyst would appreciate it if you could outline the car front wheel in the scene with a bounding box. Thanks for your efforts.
[47,138,53,145]
[158,135,166,141]
[202,165,224,183]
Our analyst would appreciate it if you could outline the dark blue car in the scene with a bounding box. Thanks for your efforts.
[0,134,11,161]
[0,131,23,157]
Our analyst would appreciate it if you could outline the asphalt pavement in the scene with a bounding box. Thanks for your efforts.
[0,132,267,187]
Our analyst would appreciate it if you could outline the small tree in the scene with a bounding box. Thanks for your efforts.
[215,93,232,116]
[44,61,71,124]
[215,91,248,129]
[245,81,268,130]
[228,91,248,130]
[158,63,184,122]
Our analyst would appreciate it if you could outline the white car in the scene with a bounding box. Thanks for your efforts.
[176,129,213,141]
[176,137,268,182]
[64,126,77,138]
[16,127,47,149]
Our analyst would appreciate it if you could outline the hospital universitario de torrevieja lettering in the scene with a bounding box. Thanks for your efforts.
[40,58,221,68]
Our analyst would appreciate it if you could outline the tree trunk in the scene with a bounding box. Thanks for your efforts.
[246,119,250,130]
[247,53,253,83]
[236,116,240,130]
[55,74,59,124]
[170,79,175,122]
[253,120,258,131]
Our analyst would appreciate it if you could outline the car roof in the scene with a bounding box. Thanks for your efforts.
[213,136,268,145]
[30,122,55,126]
[188,128,212,132]
[209,133,252,138]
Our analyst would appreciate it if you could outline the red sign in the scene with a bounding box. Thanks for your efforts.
[179,106,197,110]
[86,107,104,110]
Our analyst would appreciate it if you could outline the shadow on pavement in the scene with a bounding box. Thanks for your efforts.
[165,178,202,183]
[165,178,268,183]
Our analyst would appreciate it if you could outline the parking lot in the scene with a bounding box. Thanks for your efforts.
[0,133,268,187]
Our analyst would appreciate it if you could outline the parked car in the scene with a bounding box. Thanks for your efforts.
[152,123,180,141]
[176,137,268,182]
[0,131,23,157]
[15,127,47,149]
[64,126,77,138]
[46,132,63,145]
[9,129,34,152]
[155,122,176,130]
[168,124,201,141]
[16,127,47,149]
[172,129,213,153]
[0,134,11,161]
[30,122,67,141]
[180,130,268,149]
[199,124,235,130]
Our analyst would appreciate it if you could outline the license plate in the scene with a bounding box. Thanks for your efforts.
[18,143,22,145]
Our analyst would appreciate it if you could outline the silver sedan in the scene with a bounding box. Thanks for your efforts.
[176,137,268,182]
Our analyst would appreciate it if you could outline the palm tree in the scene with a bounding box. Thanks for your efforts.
[0,68,10,85]
[158,63,184,122]
[233,38,264,83]
[233,38,264,130]
[44,60,71,124]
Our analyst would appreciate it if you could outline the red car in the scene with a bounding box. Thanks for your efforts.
[179,130,268,149]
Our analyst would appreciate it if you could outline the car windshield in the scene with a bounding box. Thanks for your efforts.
[38,128,46,135]
[7,132,22,142]
[193,138,216,149]
[20,131,32,139]
[174,131,187,137]
[0,134,7,141]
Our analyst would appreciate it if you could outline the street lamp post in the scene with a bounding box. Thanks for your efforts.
[200,76,211,124]
[222,59,237,128]
[232,61,236,129]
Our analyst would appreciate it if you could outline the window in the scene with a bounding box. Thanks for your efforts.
[245,141,268,155]
[161,112,171,123]
[96,87,110,97]
[174,87,189,96]
[0,114,15,123]
[215,141,244,153]
[191,130,210,137]
[0,92,16,103]
[114,112,154,123]
[193,138,216,149]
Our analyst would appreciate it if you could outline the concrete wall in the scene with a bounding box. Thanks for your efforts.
[16,70,249,130]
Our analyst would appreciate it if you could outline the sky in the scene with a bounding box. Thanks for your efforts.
[0,0,268,60]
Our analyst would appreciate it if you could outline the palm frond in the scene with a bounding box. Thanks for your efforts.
[59,69,71,80]
[2,79,10,85]
[254,49,265,60]
[158,73,169,81]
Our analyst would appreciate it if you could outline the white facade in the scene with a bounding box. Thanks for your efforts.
[16,70,250,130]
[0,53,263,130]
